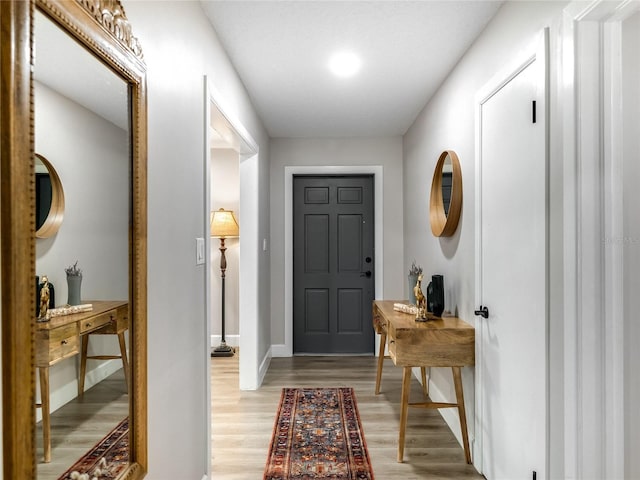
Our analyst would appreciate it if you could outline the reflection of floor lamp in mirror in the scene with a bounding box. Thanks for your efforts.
[211,208,239,357]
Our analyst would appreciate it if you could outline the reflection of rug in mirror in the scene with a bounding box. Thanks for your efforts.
[57,417,129,480]
[264,387,375,480]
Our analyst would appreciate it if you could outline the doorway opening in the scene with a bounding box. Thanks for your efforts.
[204,77,260,475]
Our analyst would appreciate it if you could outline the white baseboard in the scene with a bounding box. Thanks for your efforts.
[210,334,240,348]
[258,346,272,386]
[271,343,291,357]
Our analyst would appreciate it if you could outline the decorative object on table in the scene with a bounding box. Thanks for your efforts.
[427,274,445,317]
[36,275,40,316]
[38,275,54,321]
[65,260,83,306]
[429,150,463,237]
[264,387,375,480]
[407,260,423,305]
[46,303,94,319]
[210,208,239,357]
[413,273,428,321]
[57,417,129,480]
[393,303,419,315]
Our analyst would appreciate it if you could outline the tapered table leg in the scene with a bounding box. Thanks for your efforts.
[79,335,89,397]
[398,366,412,462]
[452,366,472,464]
[118,331,130,393]
[375,332,386,394]
[39,367,51,463]
[420,367,429,398]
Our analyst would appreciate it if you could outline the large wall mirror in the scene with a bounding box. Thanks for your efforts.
[429,150,462,237]
[1,1,147,478]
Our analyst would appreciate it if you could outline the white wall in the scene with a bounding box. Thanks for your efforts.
[402,0,567,473]
[124,1,270,478]
[210,148,240,343]
[269,136,404,348]
[623,10,640,480]
[35,81,129,416]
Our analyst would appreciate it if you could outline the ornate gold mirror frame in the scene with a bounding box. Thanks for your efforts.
[1,1,147,478]
[429,150,463,237]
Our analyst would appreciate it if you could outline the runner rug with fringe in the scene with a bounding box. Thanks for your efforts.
[57,417,129,480]
[264,387,375,480]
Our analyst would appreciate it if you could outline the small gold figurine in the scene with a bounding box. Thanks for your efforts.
[414,274,427,321]
[39,275,51,320]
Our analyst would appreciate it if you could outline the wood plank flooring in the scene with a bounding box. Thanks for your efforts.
[212,354,484,479]
[36,369,128,480]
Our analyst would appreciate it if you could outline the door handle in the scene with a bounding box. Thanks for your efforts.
[360,271,372,278]
[475,305,490,318]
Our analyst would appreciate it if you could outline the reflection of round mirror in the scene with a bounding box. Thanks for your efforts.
[429,150,462,237]
[35,153,65,238]
[442,155,453,216]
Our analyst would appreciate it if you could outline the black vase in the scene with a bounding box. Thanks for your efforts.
[427,274,444,317]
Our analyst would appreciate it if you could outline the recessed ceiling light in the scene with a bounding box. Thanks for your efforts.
[328,51,362,78]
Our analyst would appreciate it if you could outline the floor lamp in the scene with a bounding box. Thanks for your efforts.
[210,208,239,357]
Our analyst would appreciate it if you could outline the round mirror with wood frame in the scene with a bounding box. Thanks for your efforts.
[1,1,147,478]
[35,153,65,239]
[429,150,463,237]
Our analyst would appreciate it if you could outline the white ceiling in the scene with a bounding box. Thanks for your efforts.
[201,1,504,138]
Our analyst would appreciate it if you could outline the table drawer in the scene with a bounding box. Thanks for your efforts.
[392,328,475,367]
[93,305,129,334]
[79,311,113,334]
[387,324,397,362]
[373,310,387,335]
[387,336,397,362]
[36,323,79,366]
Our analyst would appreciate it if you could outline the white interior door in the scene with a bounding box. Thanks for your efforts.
[476,35,547,480]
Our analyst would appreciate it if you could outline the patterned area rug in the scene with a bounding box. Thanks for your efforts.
[57,417,129,480]
[264,387,375,480]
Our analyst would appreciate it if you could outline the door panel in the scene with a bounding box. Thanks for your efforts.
[305,289,329,332]
[305,215,329,272]
[338,215,362,271]
[478,52,547,478]
[337,289,362,332]
[294,175,374,354]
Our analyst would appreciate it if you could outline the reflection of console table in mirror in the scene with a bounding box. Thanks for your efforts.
[35,300,129,463]
[372,300,475,463]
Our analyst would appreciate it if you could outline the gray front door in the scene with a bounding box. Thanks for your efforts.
[293,175,375,354]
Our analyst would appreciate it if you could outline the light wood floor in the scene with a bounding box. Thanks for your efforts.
[36,369,128,480]
[212,354,484,479]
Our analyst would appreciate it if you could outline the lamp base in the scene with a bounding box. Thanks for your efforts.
[211,342,235,357]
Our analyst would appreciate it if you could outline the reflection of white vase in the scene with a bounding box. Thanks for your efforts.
[67,274,82,306]
[408,274,418,305]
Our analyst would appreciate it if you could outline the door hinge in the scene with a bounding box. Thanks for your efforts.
[532,100,537,123]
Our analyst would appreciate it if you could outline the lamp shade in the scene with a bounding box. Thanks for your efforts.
[210,208,239,238]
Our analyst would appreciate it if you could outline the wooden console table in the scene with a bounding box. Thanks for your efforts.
[372,300,475,463]
[35,300,129,462]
